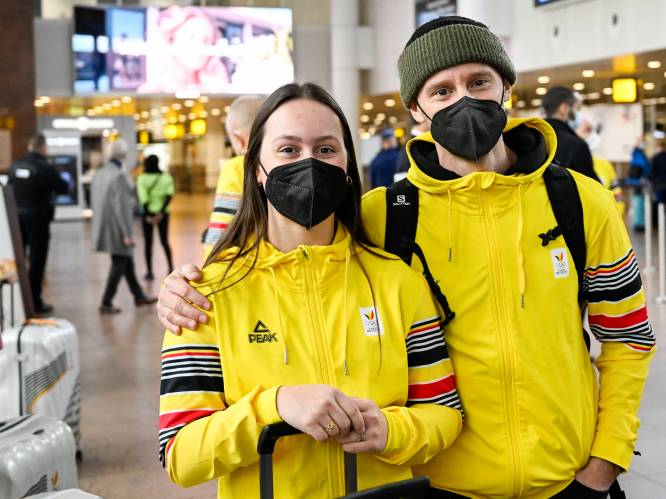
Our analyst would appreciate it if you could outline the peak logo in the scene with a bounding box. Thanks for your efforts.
[359,307,383,336]
[249,321,278,343]
[550,248,570,279]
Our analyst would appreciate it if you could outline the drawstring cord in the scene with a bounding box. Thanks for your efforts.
[447,189,453,262]
[517,184,526,308]
[269,267,289,364]
[343,247,351,375]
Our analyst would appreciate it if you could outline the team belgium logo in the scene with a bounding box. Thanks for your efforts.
[248,321,278,343]
[359,307,383,336]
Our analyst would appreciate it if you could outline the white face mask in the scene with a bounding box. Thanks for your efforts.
[568,110,582,131]
[586,131,601,152]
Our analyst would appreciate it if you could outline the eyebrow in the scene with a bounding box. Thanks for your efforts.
[424,71,497,93]
[272,134,340,143]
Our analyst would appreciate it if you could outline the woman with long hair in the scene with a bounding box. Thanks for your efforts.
[158,83,463,498]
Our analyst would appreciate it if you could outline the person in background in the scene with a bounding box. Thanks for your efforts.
[648,137,666,205]
[543,86,600,182]
[395,119,429,176]
[91,139,156,314]
[7,134,68,315]
[577,117,625,215]
[626,137,651,232]
[202,95,264,254]
[369,128,400,188]
[137,155,175,280]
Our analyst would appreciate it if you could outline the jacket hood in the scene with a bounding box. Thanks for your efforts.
[405,117,557,194]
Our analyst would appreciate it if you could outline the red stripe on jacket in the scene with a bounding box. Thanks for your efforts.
[159,409,218,431]
[408,375,456,400]
[588,307,648,329]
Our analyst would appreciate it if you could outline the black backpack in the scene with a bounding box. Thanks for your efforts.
[384,163,587,338]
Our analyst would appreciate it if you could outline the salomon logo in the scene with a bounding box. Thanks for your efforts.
[249,321,278,343]
[393,194,410,206]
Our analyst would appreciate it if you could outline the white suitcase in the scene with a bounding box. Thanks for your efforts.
[0,319,81,452]
[26,490,101,498]
[0,415,78,498]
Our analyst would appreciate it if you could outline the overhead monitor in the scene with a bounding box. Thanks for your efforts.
[72,5,294,96]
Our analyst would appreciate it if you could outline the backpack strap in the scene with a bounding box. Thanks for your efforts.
[385,179,455,326]
[542,163,587,307]
[385,178,419,265]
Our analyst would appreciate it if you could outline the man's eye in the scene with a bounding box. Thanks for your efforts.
[434,88,449,96]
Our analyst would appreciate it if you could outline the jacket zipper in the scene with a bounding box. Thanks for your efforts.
[481,191,523,497]
[301,248,343,496]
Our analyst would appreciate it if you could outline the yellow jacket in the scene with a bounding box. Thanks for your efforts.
[203,155,245,255]
[361,117,655,498]
[159,226,463,498]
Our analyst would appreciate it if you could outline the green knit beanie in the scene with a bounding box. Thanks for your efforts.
[398,16,516,107]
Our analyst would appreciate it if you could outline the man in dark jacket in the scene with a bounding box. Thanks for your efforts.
[7,134,68,314]
[543,86,600,182]
[369,129,400,188]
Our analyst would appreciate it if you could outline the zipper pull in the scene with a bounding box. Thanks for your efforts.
[302,248,309,260]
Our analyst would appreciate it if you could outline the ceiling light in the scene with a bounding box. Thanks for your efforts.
[361,114,370,122]
[103,103,112,110]
[150,109,159,116]
[587,92,601,100]
[184,100,194,108]
[133,113,140,120]
[188,112,196,120]
[172,103,182,110]
[516,100,526,108]
[140,111,149,118]
[34,100,44,107]
[531,98,542,107]
[112,99,121,107]
[582,69,595,78]
[384,98,395,107]
[537,76,550,84]
[648,60,662,69]
[211,108,221,116]
[178,115,187,122]
[362,102,374,110]
[573,82,585,91]
[376,113,386,120]
[199,111,208,118]
[224,106,231,113]
[199,96,209,103]
[602,87,613,95]
[536,87,547,95]
[388,116,398,124]
[121,96,132,103]
[160,106,169,113]
[644,82,656,91]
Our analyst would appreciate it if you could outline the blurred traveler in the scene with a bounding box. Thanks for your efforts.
[137,154,174,280]
[649,137,666,205]
[543,86,600,182]
[626,138,651,231]
[7,134,68,315]
[157,83,463,498]
[395,119,429,175]
[577,117,625,214]
[202,95,264,254]
[369,128,400,188]
[91,139,156,314]
[158,16,655,498]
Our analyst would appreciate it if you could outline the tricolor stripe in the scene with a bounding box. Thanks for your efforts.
[406,316,462,414]
[584,249,643,303]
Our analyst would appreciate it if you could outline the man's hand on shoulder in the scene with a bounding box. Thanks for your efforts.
[157,264,211,335]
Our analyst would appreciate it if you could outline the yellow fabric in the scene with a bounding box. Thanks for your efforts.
[161,226,462,498]
[361,117,655,498]
[203,155,245,257]
[593,154,625,215]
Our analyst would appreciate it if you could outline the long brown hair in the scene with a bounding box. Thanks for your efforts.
[204,82,379,278]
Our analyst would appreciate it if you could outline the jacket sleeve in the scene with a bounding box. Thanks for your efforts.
[375,279,463,466]
[110,175,133,239]
[203,157,244,257]
[43,164,69,194]
[584,190,656,470]
[136,176,148,206]
[159,301,282,488]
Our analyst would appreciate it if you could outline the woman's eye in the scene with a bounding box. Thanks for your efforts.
[319,146,335,154]
[278,146,296,153]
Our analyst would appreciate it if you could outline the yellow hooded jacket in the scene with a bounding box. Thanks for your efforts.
[361,117,655,498]
[159,226,463,498]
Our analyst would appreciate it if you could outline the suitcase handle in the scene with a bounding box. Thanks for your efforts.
[340,476,430,499]
[258,422,358,499]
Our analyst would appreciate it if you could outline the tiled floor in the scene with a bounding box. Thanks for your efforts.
[41,194,665,498]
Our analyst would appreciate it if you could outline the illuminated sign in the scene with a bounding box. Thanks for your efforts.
[612,78,638,103]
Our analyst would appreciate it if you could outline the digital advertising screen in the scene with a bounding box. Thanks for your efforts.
[72,5,294,96]
[50,155,79,206]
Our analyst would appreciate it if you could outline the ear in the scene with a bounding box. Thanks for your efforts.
[502,79,512,103]
[557,101,570,117]
[236,132,249,155]
[409,101,427,124]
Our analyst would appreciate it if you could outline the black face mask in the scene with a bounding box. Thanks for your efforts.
[261,157,350,229]
[418,89,507,161]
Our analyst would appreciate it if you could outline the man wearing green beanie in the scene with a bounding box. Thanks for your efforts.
[156,15,653,499]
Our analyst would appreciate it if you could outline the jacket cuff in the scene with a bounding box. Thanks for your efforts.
[590,424,637,471]
[254,386,282,425]
[380,408,411,456]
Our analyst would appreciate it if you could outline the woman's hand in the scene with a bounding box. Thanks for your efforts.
[276,385,366,442]
[335,398,388,454]
[157,264,211,334]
